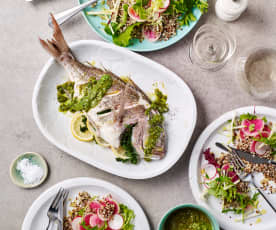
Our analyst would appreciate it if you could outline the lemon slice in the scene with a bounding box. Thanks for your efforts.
[95,135,110,148]
[111,146,129,159]
[71,114,94,142]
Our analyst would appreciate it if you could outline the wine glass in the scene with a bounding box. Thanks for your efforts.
[189,24,236,71]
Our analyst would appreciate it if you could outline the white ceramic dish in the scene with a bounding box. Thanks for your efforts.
[189,106,276,230]
[22,177,150,230]
[33,40,197,179]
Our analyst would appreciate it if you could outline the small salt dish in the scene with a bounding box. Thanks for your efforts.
[10,152,48,189]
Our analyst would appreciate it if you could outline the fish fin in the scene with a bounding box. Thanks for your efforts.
[39,13,72,61]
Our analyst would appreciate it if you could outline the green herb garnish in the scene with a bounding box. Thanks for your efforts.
[80,115,88,133]
[97,108,112,115]
[239,113,257,121]
[249,124,255,132]
[118,124,139,164]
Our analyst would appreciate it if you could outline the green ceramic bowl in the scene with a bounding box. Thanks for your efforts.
[10,152,48,189]
[158,204,220,230]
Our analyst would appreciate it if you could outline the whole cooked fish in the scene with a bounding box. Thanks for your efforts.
[39,15,167,163]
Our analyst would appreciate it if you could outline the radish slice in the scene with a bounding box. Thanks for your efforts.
[221,164,230,172]
[97,208,109,221]
[202,164,217,181]
[84,214,93,226]
[241,119,264,136]
[239,129,245,140]
[108,214,124,230]
[89,201,102,212]
[264,125,271,134]
[72,217,82,230]
[105,198,120,214]
[128,6,146,22]
[252,141,270,155]
[89,214,104,228]
[143,28,161,42]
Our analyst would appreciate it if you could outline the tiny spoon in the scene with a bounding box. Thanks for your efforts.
[48,0,98,28]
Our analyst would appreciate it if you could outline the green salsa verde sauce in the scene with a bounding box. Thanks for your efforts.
[56,74,113,113]
[164,208,212,230]
[144,89,169,157]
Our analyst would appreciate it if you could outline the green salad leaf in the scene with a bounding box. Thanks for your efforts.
[255,132,276,155]
[113,23,141,47]
[207,175,259,219]
[167,0,208,26]
[120,204,135,230]
[239,113,257,121]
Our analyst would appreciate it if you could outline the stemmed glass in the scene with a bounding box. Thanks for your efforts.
[189,24,236,71]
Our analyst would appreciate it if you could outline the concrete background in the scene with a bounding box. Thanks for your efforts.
[1,0,276,229]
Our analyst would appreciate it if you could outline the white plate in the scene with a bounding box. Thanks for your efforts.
[22,177,150,230]
[33,40,197,179]
[189,106,276,230]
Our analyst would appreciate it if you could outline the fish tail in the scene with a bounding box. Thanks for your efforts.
[39,13,73,61]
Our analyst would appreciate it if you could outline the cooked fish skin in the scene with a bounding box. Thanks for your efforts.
[39,14,166,159]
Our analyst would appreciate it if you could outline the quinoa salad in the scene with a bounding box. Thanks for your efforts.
[64,192,135,230]
[86,0,208,47]
[200,112,276,222]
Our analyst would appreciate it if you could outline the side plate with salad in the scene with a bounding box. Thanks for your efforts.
[79,0,208,51]
[22,177,150,230]
[189,106,276,230]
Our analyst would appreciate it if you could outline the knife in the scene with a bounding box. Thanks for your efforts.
[215,142,276,165]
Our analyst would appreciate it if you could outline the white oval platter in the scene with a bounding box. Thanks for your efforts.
[33,40,197,179]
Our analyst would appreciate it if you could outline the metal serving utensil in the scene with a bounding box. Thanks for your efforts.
[48,0,98,28]
[46,188,69,230]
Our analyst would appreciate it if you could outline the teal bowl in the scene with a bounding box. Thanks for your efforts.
[10,152,48,189]
[158,204,220,230]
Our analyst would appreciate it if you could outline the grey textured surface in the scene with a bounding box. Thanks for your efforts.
[1,0,276,229]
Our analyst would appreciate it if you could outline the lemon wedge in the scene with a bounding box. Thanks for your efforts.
[71,113,94,142]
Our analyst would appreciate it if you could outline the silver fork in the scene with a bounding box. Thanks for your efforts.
[46,188,68,230]
[230,149,276,213]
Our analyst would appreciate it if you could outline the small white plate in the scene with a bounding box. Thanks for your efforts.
[189,106,276,230]
[22,177,150,230]
[32,40,197,179]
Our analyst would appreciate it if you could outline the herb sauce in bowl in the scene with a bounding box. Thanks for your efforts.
[164,207,212,230]
[159,204,219,230]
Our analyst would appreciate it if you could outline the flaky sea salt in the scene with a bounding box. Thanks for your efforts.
[16,158,44,185]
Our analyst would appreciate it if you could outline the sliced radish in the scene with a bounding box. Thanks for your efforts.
[71,217,82,230]
[106,198,120,214]
[97,208,109,221]
[89,214,104,228]
[264,125,271,134]
[239,129,245,140]
[251,141,270,155]
[89,201,102,212]
[143,24,162,42]
[227,170,239,182]
[84,214,93,226]
[221,164,230,172]
[128,6,146,22]
[108,214,124,230]
[202,164,217,181]
[241,119,264,136]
